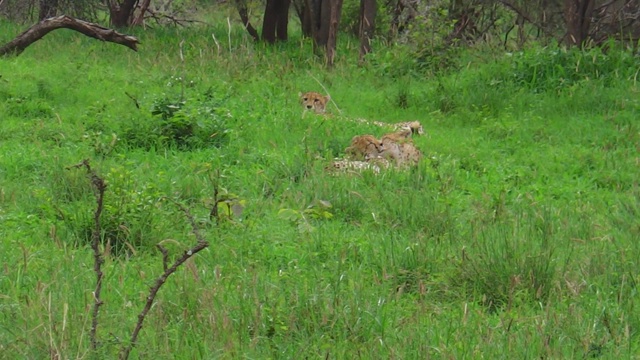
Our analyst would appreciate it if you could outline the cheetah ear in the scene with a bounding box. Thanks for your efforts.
[325,95,331,101]
[298,92,303,97]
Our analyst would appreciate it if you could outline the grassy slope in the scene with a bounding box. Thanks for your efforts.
[1,15,639,359]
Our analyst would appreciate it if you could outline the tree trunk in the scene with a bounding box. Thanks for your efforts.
[358,0,375,62]
[39,0,59,20]
[262,0,291,43]
[564,0,595,46]
[293,0,313,37]
[106,0,139,28]
[0,15,139,57]
[326,0,343,67]
[235,0,260,41]
[131,0,151,26]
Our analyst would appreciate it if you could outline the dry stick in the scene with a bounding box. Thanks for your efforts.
[67,159,107,352]
[179,39,186,101]
[119,200,209,360]
[227,17,232,53]
[211,33,221,56]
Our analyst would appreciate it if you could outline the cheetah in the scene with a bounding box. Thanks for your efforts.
[353,119,425,136]
[299,92,331,114]
[297,92,426,137]
[328,159,382,174]
[345,134,385,161]
[379,130,423,167]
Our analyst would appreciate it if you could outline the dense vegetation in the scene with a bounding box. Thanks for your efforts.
[1,11,639,358]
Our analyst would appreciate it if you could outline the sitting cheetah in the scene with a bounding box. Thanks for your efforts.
[299,91,331,114]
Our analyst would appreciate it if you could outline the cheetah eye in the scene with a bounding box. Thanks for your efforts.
[303,97,308,101]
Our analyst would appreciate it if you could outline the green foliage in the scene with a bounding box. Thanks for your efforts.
[121,90,231,151]
[278,199,334,233]
[1,16,640,360]
[510,41,640,92]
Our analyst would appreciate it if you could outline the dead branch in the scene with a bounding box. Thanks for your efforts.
[496,0,556,39]
[67,159,107,352]
[119,200,209,360]
[143,7,208,27]
[0,15,139,57]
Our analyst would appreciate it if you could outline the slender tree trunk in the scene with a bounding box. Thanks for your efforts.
[326,0,343,67]
[295,0,313,37]
[107,0,139,28]
[276,0,291,41]
[131,0,151,26]
[314,0,331,47]
[358,0,375,62]
[235,0,260,41]
[564,0,595,46]
[262,0,291,43]
[39,0,59,20]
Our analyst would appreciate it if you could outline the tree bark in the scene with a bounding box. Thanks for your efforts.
[326,0,343,67]
[0,15,139,57]
[131,0,152,26]
[292,0,312,37]
[262,0,291,43]
[564,0,595,46]
[106,0,139,28]
[315,0,332,47]
[358,0,375,62]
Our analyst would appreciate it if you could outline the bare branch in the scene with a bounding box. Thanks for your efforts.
[67,159,107,352]
[119,199,208,360]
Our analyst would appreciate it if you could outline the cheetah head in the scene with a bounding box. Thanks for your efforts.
[299,92,330,114]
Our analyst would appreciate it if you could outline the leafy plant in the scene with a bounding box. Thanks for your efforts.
[278,200,334,233]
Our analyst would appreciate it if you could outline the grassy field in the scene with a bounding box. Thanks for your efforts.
[1,12,640,359]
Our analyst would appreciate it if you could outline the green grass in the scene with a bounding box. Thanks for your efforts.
[1,15,640,359]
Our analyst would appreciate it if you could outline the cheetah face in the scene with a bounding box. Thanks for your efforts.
[299,92,330,114]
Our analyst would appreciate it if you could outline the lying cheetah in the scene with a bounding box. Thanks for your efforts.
[298,91,425,136]
[299,91,331,114]
[345,134,384,161]
[380,130,422,167]
[354,119,425,136]
[328,159,383,174]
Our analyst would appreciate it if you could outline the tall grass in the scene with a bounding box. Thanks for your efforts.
[1,14,639,358]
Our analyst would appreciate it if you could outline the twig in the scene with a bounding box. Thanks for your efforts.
[67,159,107,352]
[119,200,208,360]
[208,170,221,224]
[179,39,185,101]
[156,244,169,272]
[124,92,140,109]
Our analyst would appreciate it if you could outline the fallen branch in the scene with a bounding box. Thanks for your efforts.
[0,15,139,56]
